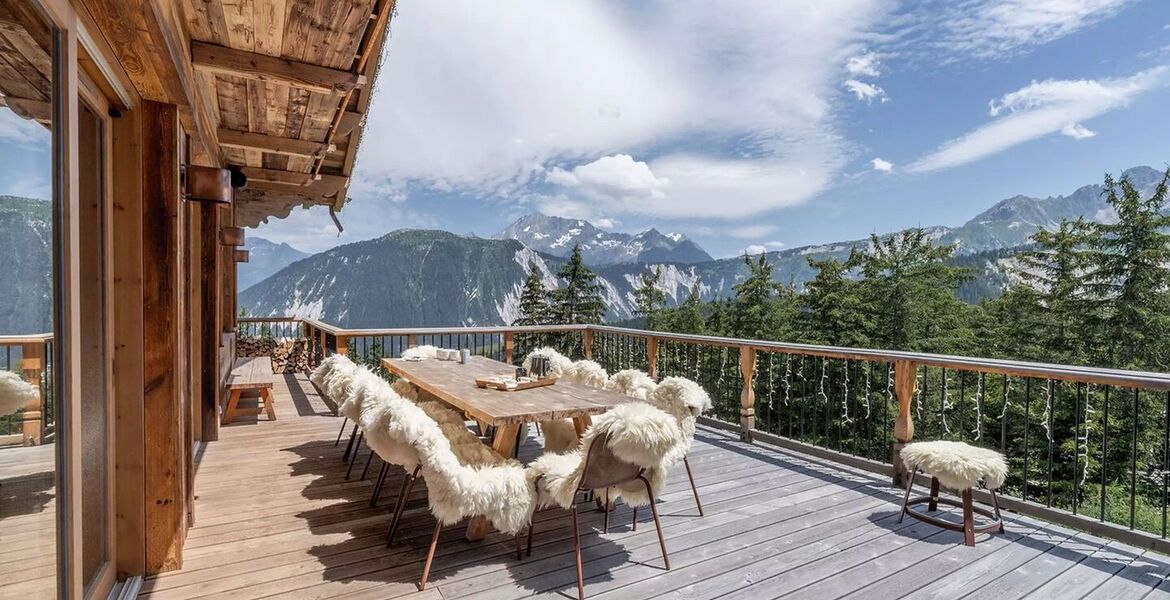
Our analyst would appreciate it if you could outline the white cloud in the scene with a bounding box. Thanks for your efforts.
[353,0,891,220]
[743,244,768,255]
[909,66,1168,172]
[726,223,779,239]
[1060,123,1096,139]
[870,157,894,172]
[846,51,882,77]
[844,79,888,103]
[250,199,439,254]
[546,154,668,198]
[904,0,1134,61]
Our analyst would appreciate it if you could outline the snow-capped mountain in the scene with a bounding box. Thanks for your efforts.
[238,237,310,292]
[496,214,712,265]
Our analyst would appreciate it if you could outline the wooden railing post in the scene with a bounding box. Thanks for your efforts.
[646,336,659,380]
[503,331,515,365]
[583,329,595,360]
[739,346,756,442]
[334,335,348,357]
[20,342,45,446]
[318,328,327,359]
[892,360,917,488]
[407,334,418,349]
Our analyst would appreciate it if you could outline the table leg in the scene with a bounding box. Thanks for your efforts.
[262,388,276,421]
[572,415,592,437]
[466,423,521,541]
[222,389,241,425]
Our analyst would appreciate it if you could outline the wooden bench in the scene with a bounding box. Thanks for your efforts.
[222,357,276,425]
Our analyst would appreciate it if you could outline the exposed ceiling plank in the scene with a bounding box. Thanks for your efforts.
[192,41,366,95]
[232,165,347,189]
[0,94,49,122]
[245,178,346,197]
[218,127,335,158]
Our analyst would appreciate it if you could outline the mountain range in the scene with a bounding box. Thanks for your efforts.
[0,197,51,335]
[239,166,1166,327]
[239,237,310,292]
[496,213,713,265]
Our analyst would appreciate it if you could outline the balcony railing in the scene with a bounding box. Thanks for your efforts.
[0,333,54,447]
[236,316,1170,554]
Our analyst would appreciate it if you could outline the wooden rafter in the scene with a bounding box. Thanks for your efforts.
[217,128,335,158]
[0,94,49,122]
[233,165,347,190]
[191,42,367,96]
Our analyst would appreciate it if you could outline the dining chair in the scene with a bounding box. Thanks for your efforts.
[645,377,712,516]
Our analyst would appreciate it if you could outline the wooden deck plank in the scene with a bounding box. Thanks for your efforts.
[135,372,1170,600]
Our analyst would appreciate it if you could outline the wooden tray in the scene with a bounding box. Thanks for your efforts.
[475,376,558,392]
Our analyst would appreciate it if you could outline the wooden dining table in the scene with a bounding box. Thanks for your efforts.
[382,355,631,540]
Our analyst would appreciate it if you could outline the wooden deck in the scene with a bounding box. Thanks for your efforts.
[138,372,1170,600]
[0,441,57,599]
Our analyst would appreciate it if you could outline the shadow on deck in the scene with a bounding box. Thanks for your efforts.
[139,372,1170,600]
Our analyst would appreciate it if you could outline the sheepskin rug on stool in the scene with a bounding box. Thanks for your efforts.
[390,378,419,401]
[900,441,1008,491]
[563,359,608,388]
[646,376,712,465]
[0,371,37,417]
[528,401,685,509]
[604,369,658,400]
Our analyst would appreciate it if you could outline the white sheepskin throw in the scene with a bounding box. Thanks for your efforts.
[0,371,37,417]
[646,376,712,464]
[529,401,684,509]
[390,378,419,401]
[310,355,359,407]
[338,367,382,421]
[900,441,1008,491]
[541,418,580,454]
[401,345,439,360]
[604,369,658,400]
[369,383,535,535]
[564,360,608,388]
[522,347,574,377]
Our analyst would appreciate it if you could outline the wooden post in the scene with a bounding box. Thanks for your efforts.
[334,335,348,357]
[646,337,660,380]
[20,342,45,445]
[141,100,186,573]
[407,334,418,349]
[304,324,315,367]
[198,203,222,442]
[503,331,515,365]
[319,328,328,358]
[582,329,595,360]
[892,360,918,488]
[739,346,756,442]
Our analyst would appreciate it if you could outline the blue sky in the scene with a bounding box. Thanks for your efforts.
[4,1,1169,258]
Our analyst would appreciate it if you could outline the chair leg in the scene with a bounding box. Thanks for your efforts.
[369,462,390,507]
[991,488,1006,533]
[386,466,420,547]
[603,488,611,534]
[361,450,377,481]
[342,422,359,461]
[683,456,703,517]
[928,477,941,512]
[335,417,349,446]
[631,506,637,532]
[961,489,976,547]
[345,432,364,480]
[526,518,535,557]
[639,476,670,570]
[898,465,916,524]
[419,520,443,591]
[571,505,585,600]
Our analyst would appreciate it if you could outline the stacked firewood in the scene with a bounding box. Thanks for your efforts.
[236,337,309,373]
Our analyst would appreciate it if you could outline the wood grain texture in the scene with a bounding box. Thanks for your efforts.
[192,41,365,95]
[383,357,630,426]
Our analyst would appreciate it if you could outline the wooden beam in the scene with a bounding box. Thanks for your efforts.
[200,205,223,442]
[191,41,366,95]
[0,94,51,122]
[140,100,186,573]
[233,249,249,263]
[337,111,363,137]
[219,226,245,247]
[218,128,333,158]
[245,177,347,197]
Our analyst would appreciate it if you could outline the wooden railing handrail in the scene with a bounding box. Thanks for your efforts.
[0,333,53,345]
[240,316,1170,391]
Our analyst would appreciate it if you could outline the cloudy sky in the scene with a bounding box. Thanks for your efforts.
[5,0,1170,258]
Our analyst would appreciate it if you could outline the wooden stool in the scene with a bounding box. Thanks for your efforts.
[898,441,1007,546]
[223,357,276,424]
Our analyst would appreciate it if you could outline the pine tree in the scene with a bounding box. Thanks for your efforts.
[667,281,707,334]
[633,266,667,330]
[1012,218,1095,364]
[730,253,785,339]
[799,251,870,347]
[857,229,972,353]
[514,261,552,326]
[1090,170,1170,370]
[550,243,607,324]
